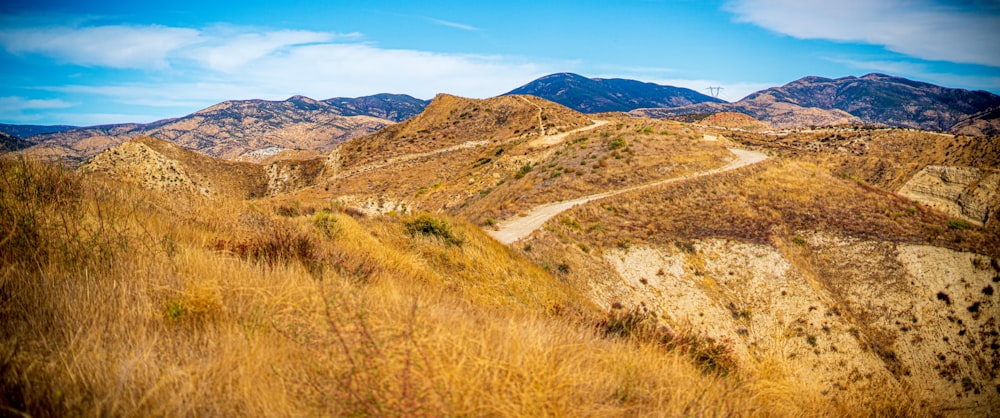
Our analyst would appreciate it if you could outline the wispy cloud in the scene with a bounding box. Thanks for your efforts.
[0,96,75,111]
[426,17,479,31]
[0,24,200,69]
[1,21,554,124]
[182,28,339,73]
[724,0,1000,67]
[0,96,77,123]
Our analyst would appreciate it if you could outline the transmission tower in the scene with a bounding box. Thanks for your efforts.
[706,86,723,98]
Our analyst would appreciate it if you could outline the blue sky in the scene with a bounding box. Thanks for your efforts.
[1,0,998,126]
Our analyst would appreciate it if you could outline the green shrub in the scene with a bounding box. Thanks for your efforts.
[946,219,972,230]
[514,163,533,179]
[404,214,463,245]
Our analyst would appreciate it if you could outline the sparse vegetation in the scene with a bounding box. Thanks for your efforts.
[4,90,994,416]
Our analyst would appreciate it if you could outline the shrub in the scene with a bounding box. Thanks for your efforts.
[946,219,972,230]
[213,226,321,271]
[514,163,533,179]
[404,214,463,245]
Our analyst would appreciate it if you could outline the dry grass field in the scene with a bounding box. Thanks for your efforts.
[0,156,928,417]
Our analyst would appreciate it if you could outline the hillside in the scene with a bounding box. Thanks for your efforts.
[2,148,884,417]
[314,94,734,225]
[0,131,33,153]
[14,93,428,165]
[506,73,724,113]
[695,112,772,131]
[81,136,328,199]
[2,91,998,416]
[633,74,1000,132]
[952,106,1000,136]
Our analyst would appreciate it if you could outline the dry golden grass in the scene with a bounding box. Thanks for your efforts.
[0,156,926,417]
[724,126,1000,190]
[460,119,732,224]
[335,94,591,168]
[318,112,733,226]
[546,158,997,258]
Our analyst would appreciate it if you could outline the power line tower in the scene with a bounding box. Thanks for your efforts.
[706,86,723,98]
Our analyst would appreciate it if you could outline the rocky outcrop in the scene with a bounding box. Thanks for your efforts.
[899,165,1000,227]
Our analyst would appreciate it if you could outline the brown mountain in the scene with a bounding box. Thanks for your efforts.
[16,94,428,165]
[633,74,1000,132]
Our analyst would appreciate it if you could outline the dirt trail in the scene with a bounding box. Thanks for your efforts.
[488,148,769,244]
[528,120,609,148]
[333,118,608,180]
[332,139,489,179]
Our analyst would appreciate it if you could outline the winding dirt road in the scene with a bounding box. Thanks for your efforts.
[488,148,768,244]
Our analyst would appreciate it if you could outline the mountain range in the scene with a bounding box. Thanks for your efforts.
[3,72,999,166]
[632,73,1000,131]
[0,123,77,139]
[8,93,428,164]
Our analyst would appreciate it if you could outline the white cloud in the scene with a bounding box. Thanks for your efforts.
[231,43,549,99]
[0,96,75,111]
[0,24,200,69]
[3,22,551,102]
[0,96,77,123]
[725,0,1000,67]
[426,18,479,31]
[182,28,345,72]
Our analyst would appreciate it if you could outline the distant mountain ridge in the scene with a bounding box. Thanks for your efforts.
[746,73,1000,131]
[12,93,430,164]
[634,73,1000,132]
[0,123,77,138]
[505,72,724,113]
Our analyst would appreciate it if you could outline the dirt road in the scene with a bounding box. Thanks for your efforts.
[488,148,768,244]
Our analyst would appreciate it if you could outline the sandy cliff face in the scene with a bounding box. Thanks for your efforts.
[899,166,1000,228]
[590,234,998,414]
